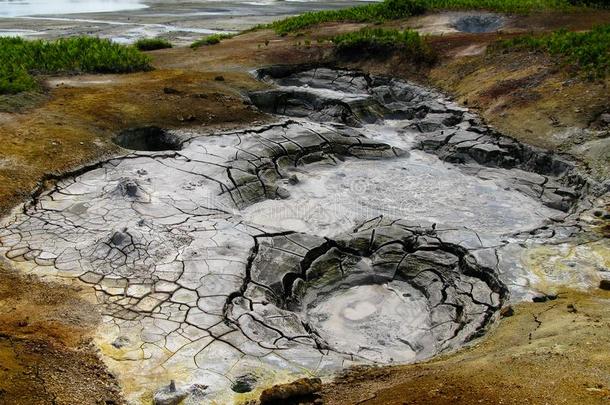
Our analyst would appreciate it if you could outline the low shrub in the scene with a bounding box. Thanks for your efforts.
[191,33,235,49]
[0,36,152,94]
[493,23,610,78]
[134,38,173,51]
[333,28,437,64]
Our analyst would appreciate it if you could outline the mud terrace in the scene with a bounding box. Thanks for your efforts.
[0,68,606,403]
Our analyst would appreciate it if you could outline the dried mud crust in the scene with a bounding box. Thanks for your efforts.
[0,115,509,400]
[0,70,268,218]
[251,67,605,212]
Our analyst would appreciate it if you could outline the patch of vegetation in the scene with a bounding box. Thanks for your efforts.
[134,38,173,51]
[0,36,152,94]
[265,0,427,36]
[263,0,607,35]
[420,0,573,13]
[333,28,437,64]
[190,33,235,49]
[493,24,610,78]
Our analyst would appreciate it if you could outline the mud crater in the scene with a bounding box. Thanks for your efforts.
[0,66,603,403]
[113,126,183,151]
[453,14,505,33]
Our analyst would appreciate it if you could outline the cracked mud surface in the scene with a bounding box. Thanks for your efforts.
[0,68,606,403]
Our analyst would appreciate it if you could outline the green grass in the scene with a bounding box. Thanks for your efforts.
[0,36,152,94]
[266,0,427,35]
[134,38,173,51]
[418,0,572,13]
[190,33,235,49]
[263,0,608,35]
[333,27,437,64]
[493,23,610,78]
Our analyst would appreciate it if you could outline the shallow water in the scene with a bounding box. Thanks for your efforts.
[0,0,377,43]
[0,0,147,17]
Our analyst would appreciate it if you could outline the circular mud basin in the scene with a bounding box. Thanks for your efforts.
[113,126,182,151]
[306,283,432,362]
[453,14,505,33]
[229,222,506,364]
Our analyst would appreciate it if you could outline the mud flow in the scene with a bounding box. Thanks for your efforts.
[0,67,604,403]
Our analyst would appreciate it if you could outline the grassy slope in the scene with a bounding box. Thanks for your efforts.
[264,0,601,35]
[494,23,610,78]
[333,28,437,64]
[0,37,151,94]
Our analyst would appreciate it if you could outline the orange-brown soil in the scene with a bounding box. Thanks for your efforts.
[0,262,123,404]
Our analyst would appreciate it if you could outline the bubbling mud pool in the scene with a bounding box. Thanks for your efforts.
[0,67,603,404]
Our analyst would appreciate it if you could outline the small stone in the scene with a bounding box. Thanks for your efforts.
[533,293,558,303]
[567,304,578,313]
[214,76,225,82]
[111,336,130,349]
[276,187,290,199]
[177,114,196,122]
[500,306,514,318]
[599,279,610,291]
[153,381,207,405]
[163,87,180,95]
[259,378,322,404]
[288,174,299,185]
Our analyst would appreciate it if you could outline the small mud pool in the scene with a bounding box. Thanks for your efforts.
[0,68,602,403]
[113,126,183,151]
[452,14,505,33]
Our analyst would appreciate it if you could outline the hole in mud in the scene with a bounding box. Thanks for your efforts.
[453,14,505,33]
[113,126,182,151]
[231,374,257,393]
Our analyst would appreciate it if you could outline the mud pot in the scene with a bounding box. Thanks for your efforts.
[0,67,607,403]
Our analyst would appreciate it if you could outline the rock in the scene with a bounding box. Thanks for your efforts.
[532,294,558,303]
[275,187,290,199]
[600,279,610,291]
[153,381,208,405]
[153,381,187,405]
[177,114,195,122]
[214,75,225,81]
[259,378,322,404]
[111,336,129,349]
[288,174,300,185]
[469,143,504,164]
[163,87,180,95]
[500,306,514,318]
